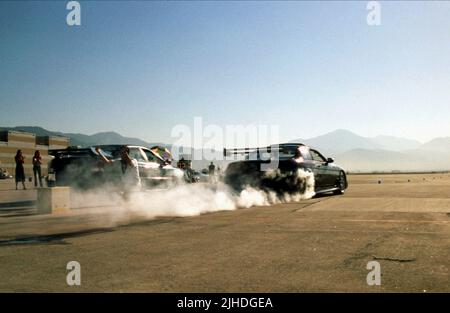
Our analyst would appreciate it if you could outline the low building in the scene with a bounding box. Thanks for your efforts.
[0,130,69,178]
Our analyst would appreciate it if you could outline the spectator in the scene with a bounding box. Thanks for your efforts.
[120,146,141,188]
[32,150,43,187]
[208,162,216,175]
[208,162,216,183]
[14,150,26,190]
[96,146,141,198]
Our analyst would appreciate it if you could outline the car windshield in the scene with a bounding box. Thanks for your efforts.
[143,149,165,164]
[95,146,122,159]
[278,146,300,158]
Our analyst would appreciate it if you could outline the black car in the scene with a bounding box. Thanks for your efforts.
[223,143,348,196]
[48,145,184,189]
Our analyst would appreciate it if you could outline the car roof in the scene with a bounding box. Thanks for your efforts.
[268,143,306,148]
[94,144,144,149]
[94,145,165,161]
[277,143,305,146]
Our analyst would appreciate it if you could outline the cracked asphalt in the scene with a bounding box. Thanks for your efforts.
[0,173,449,292]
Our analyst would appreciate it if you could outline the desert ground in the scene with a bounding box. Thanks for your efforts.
[0,173,448,292]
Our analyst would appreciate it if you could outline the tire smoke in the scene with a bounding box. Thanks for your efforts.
[70,169,315,225]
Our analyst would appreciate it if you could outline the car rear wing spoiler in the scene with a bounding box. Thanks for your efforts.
[223,146,282,157]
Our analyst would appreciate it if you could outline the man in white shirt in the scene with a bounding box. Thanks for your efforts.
[96,146,141,198]
[120,146,141,190]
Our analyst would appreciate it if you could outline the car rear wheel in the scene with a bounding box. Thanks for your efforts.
[334,171,347,195]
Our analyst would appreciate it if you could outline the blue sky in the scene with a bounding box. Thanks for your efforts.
[1,1,449,145]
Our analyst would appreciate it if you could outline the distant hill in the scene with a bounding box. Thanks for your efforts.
[371,135,421,151]
[291,129,378,155]
[290,129,450,172]
[290,129,422,154]
[334,148,449,172]
[0,126,161,148]
[420,137,450,152]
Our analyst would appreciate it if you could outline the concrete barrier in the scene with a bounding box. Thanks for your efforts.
[37,187,70,214]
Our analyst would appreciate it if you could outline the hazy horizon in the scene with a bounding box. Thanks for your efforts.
[0,124,443,146]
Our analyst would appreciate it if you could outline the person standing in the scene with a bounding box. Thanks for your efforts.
[208,161,216,183]
[95,146,141,199]
[14,150,26,190]
[120,146,141,190]
[32,150,43,187]
[208,162,216,175]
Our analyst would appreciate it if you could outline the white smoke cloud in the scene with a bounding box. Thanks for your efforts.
[70,169,315,225]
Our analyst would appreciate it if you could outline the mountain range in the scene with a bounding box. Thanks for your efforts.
[290,129,450,172]
[0,126,159,148]
[290,129,422,154]
[2,126,450,172]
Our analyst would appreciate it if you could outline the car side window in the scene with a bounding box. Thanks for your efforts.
[299,146,313,161]
[310,149,326,163]
[129,148,146,162]
[142,149,159,163]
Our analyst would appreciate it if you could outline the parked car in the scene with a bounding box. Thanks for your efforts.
[48,145,184,189]
[224,143,347,195]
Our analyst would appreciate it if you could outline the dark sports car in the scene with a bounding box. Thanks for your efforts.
[223,143,348,196]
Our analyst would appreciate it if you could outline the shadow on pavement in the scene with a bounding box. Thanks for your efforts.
[0,228,115,247]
